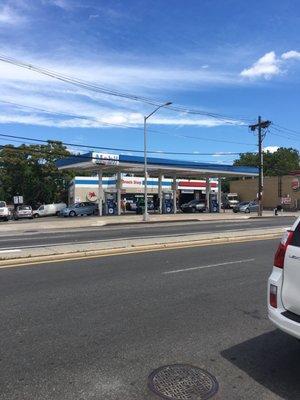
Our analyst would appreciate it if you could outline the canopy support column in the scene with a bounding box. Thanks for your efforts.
[158,173,163,214]
[98,168,103,216]
[206,177,211,212]
[117,172,122,216]
[217,177,222,212]
[173,175,177,214]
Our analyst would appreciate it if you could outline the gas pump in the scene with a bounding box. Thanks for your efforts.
[209,193,219,213]
[104,191,117,215]
[162,192,173,214]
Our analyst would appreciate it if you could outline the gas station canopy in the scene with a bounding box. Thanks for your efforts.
[56,152,258,178]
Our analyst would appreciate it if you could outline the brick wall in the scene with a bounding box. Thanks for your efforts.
[230,175,300,209]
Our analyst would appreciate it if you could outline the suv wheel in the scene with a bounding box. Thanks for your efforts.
[33,213,39,218]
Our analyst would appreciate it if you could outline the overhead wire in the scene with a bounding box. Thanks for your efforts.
[0,54,252,124]
[0,99,256,148]
[0,132,252,156]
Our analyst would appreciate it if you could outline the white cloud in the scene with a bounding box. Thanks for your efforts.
[240,51,280,79]
[0,5,25,25]
[264,146,279,153]
[281,50,300,60]
[0,50,245,129]
[241,49,300,80]
[44,0,71,10]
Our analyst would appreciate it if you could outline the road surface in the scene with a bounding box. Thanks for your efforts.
[0,238,299,399]
[0,216,295,250]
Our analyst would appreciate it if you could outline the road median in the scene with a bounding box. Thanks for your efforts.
[0,227,284,268]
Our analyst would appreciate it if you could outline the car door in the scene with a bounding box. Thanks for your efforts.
[38,205,45,216]
[282,220,300,315]
[80,203,88,214]
[249,201,258,212]
[74,203,83,215]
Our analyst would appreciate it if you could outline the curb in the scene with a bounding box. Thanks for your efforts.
[0,231,282,268]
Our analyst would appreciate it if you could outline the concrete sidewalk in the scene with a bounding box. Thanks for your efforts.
[0,225,286,267]
[1,210,298,234]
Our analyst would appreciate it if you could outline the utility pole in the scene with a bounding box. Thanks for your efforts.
[249,117,271,216]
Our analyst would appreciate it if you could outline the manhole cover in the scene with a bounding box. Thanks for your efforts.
[148,364,219,400]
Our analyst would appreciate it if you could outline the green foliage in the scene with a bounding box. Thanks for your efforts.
[233,147,300,176]
[0,141,74,206]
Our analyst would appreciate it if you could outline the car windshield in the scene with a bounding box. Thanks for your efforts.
[19,206,31,210]
[188,200,199,205]
[0,201,6,207]
[239,202,249,206]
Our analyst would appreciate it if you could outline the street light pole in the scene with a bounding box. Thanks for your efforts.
[143,101,172,222]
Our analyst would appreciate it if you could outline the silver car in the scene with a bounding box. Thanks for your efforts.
[14,205,33,220]
[60,202,98,217]
[233,201,259,213]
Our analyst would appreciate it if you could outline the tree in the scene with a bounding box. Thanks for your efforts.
[0,141,74,206]
[233,147,299,176]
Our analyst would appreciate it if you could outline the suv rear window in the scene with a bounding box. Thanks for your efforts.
[291,222,300,247]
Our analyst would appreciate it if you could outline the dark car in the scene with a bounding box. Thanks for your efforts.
[135,199,154,214]
[181,199,206,213]
[233,201,259,213]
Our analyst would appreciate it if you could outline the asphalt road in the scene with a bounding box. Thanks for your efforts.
[1,239,299,399]
[0,216,295,250]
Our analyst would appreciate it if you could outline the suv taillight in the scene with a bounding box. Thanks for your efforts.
[274,230,294,268]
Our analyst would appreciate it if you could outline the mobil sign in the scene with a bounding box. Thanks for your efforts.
[291,177,300,191]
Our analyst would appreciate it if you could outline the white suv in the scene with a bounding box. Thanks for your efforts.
[268,217,300,339]
[0,201,10,221]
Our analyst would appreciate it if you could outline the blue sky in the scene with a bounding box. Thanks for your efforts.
[0,0,300,163]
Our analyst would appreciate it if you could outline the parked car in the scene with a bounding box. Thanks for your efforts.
[0,201,11,221]
[135,199,155,214]
[33,203,67,218]
[221,193,240,209]
[233,201,258,213]
[268,217,300,339]
[181,199,206,213]
[60,202,98,217]
[14,205,33,220]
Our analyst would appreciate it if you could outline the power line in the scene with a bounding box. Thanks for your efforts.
[0,143,246,165]
[272,123,300,136]
[0,99,256,147]
[0,132,252,156]
[0,54,251,124]
[268,127,300,144]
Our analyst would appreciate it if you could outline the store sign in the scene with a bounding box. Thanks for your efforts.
[92,152,119,165]
[291,178,300,191]
[86,191,98,202]
[122,178,143,187]
[13,196,23,205]
[281,197,292,205]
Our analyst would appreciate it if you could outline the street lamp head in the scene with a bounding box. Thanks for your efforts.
[165,102,172,106]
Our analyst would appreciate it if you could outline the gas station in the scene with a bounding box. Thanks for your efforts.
[56,152,259,217]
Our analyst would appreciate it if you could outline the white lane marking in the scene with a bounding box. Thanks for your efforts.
[0,249,21,253]
[215,223,250,228]
[163,258,255,274]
